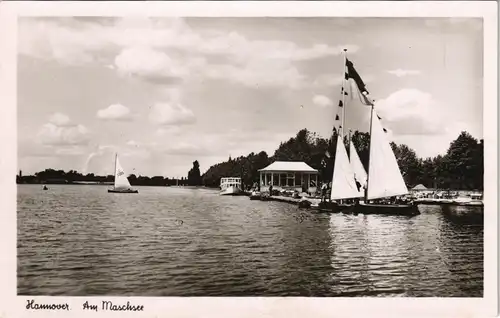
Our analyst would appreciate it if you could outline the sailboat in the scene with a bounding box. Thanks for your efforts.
[354,106,419,216]
[319,49,366,213]
[108,153,138,194]
[325,51,418,216]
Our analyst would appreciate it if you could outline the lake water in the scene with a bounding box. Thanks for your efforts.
[17,184,483,297]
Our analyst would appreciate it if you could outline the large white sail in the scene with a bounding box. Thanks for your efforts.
[114,155,132,190]
[330,135,363,200]
[366,109,408,200]
[349,141,367,188]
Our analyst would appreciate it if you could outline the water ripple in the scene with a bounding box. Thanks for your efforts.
[17,185,483,296]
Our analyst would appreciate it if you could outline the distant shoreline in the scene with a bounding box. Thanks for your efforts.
[17,182,219,189]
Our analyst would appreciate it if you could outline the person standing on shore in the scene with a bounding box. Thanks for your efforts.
[321,182,327,202]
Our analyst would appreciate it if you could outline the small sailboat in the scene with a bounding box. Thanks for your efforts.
[108,153,138,194]
[354,106,419,216]
[42,185,48,190]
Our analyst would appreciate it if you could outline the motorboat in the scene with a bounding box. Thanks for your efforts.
[220,177,243,196]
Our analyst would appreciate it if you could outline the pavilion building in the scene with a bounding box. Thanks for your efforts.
[258,161,318,194]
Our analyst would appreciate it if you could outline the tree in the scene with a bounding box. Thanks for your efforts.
[443,131,483,190]
[187,161,202,186]
[128,174,137,185]
[391,143,422,187]
[350,131,370,170]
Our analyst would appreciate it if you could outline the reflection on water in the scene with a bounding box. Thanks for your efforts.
[17,185,483,296]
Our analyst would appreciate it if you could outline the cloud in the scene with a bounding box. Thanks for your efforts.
[96,103,132,120]
[19,17,358,89]
[18,18,111,65]
[38,123,90,146]
[312,95,333,108]
[156,126,181,136]
[37,113,90,146]
[204,58,305,89]
[49,112,73,126]
[114,46,193,83]
[387,69,421,77]
[374,89,447,136]
[313,75,343,87]
[55,146,87,156]
[159,142,211,156]
[149,102,196,126]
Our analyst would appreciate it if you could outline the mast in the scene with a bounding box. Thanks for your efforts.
[364,105,374,202]
[341,49,347,139]
[113,153,117,188]
[348,129,352,158]
[339,49,348,205]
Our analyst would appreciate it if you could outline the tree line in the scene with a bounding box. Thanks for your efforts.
[201,128,483,191]
[16,169,191,186]
[17,128,483,190]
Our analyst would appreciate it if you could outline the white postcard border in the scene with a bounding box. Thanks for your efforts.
[0,1,497,318]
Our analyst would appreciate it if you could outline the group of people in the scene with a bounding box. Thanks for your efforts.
[320,182,331,202]
[319,180,366,204]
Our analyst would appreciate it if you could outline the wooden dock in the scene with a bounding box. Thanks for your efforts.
[253,194,322,206]
[268,195,302,205]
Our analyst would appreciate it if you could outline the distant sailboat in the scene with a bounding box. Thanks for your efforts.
[108,153,138,194]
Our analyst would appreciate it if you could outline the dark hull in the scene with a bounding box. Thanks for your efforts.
[108,189,139,194]
[317,202,355,213]
[354,203,420,216]
[259,195,270,201]
[298,200,312,208]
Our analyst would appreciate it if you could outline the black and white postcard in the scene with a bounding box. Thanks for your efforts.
[0,1,497,318]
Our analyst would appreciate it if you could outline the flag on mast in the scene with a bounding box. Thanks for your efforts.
[345,58,374,106]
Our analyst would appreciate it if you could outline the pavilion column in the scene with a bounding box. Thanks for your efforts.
[264,173,268,186]
[271,173,274,186]
[260,172,263,186]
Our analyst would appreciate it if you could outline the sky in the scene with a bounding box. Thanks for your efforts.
[17,17,483,177]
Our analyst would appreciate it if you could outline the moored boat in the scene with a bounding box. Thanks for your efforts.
[337,57,419,216]
[249,191,261,200]
[451,195,484,207]
[220,177,243,196]
[321,52,368,212]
